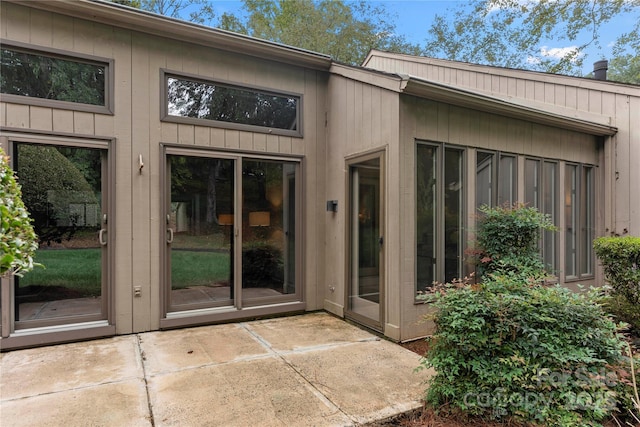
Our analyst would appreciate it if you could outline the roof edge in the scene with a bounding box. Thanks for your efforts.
[366,50,640,95]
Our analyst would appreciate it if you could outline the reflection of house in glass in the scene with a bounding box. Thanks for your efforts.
[1,0,637,350]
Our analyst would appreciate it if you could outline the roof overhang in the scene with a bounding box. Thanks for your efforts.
[7,0,332,71]
[400,75,618,136]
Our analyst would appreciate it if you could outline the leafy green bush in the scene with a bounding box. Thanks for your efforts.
[242,243,283,287]
[418,276,634,426]
[593,236,640,305]
[0,147,38,276]
[418,204,639,425]
[473,203,555,280]
[601,293,640,337]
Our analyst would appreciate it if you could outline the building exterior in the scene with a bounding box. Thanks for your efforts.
[1,0,638,350]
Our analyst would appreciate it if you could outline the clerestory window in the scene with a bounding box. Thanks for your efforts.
[163,71,301,137]
[0,43,112,114]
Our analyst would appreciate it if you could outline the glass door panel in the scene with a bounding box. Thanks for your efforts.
[13,143,107,327]
[167,155,235,311]
[348,158,382,325]
[241,160,296,303]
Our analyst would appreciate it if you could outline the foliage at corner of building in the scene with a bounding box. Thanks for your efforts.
[473,203,556,281]
[594,236,640,336]
[593,236,640,305]
[0,147,39,277]
[417,205,638,426]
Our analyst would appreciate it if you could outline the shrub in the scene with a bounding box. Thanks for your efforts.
[601,293,640,337]
[418,204,639,426]
[0,147,38,277]
[242,243,283,287]
[473,203,555,280]
[593,236,640,305]
[418,276,634,426]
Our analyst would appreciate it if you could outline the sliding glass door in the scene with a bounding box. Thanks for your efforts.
[10,141,110,329]
[164,149,299,315]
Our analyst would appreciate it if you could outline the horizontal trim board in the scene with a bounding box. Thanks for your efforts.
[160,302,306,330]
[1,324,115,351]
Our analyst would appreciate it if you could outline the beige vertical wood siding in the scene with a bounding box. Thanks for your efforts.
[1,2,328,335]
[323,73,402,338]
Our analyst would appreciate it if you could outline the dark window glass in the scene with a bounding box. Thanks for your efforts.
[525,159,540,209]
[0,47,106,106]
[444,147,464,283]
[416,144,437,293]
[565,164,577,278]
[167,76,299,131]
[542,161,558,274]
[416,143,465,295]
[580,166,595,276]
[476,151,494,208]
[498,155,517,205]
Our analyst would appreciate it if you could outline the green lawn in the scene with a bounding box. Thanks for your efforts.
[20,248,102,296]
[171,250,230,288]
[19,248,230,295]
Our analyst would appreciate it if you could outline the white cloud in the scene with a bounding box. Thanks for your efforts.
[539,45,582,62]
[526,56,541,65]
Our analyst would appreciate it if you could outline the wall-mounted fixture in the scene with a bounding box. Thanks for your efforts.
[326,200,338,212]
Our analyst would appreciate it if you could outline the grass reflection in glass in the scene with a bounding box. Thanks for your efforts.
[19,249,231,297]
[19,248,101,297]
[171,250,230,289]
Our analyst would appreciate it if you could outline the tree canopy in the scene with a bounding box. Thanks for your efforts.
[112,0,639,83]
[423,0,640,83]
[218,0,421,65]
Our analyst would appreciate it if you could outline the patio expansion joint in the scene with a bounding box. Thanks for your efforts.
[0,377,144,403]
[136,334,156,427]
[238,323,359,424]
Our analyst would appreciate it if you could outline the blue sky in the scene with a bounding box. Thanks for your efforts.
[199,0,637,74]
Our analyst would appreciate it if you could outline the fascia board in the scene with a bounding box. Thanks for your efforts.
[329,63,404,92]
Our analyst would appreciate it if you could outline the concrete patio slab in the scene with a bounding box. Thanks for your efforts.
[148,357,351,427]
[1,380,151,427]
[245,311,375,351]
[139,323,269,376]
[0,335,142,400]
[283,340,425,424]
[0,312,431,427]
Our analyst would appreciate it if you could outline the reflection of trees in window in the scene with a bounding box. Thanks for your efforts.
[416,143,465,294]
[416,144,437,293]
[14,144,101,245]
[0,48,105,106]
[169,156,234,231]
[167,76,298,130]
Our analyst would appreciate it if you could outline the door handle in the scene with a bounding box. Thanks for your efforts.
[379,236,384,246]
[99,229,108,246]
[167,228,174,244]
